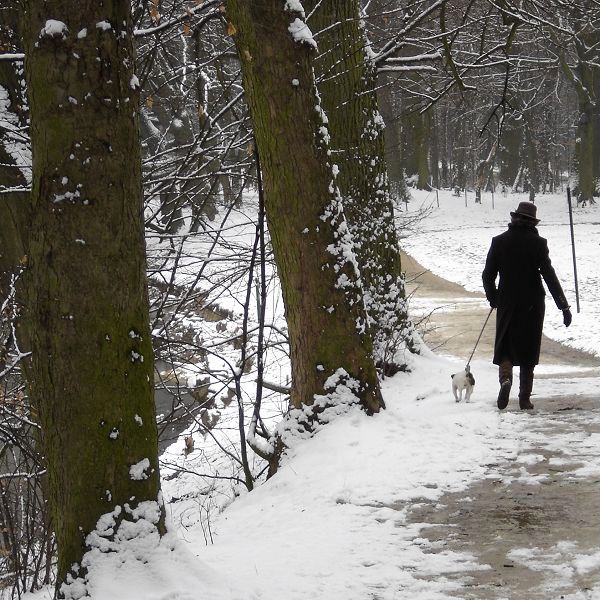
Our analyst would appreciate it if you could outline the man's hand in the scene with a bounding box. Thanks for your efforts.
[563,308,572,327]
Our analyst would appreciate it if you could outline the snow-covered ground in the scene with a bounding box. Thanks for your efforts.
[23,189,600,600]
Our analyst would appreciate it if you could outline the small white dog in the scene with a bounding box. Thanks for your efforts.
[451,367,475,403]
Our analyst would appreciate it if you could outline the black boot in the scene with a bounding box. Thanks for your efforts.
[519,366,535,410]
[497,359,513,410]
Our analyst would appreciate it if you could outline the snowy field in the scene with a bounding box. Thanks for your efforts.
[23,189,600,600]
[401,188,600,358]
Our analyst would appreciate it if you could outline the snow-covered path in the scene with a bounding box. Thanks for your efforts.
[391,220,600,598]
[407,392,600,599]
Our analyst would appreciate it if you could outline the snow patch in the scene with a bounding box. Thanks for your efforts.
[288,18,317,48]
[129,458,150,480]
[284,0,306,16]
[40,20,68,39]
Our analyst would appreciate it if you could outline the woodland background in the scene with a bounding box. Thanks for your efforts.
[0,0,599,597]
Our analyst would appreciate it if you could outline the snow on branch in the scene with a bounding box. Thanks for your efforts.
[372,0,446,66]
[378,64,437,73]
[0,53,24,62]
[133,0,221,37]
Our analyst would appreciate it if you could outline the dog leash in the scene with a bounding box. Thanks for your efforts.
[466,307,494,370]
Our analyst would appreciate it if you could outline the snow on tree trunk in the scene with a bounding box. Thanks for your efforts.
[21,0,165,593]
[225,0,384,420]
[306,0,415,371]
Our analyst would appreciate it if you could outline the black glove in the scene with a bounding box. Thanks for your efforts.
[563,308,572,327]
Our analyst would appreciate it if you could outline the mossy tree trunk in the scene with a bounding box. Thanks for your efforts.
[401,106,431,190]
[306,0,415,369]
[21,0,164,592]
[574,53,596,204]
[378,77,406,200]
[559,8,600,205]
[225,0,383,417]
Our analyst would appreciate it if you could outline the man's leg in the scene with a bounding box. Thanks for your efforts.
[497,358,513,410]
[519,365,535,410]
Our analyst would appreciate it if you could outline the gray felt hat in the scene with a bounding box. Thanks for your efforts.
[510,201,540,224]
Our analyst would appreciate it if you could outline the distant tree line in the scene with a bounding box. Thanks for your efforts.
[368,0,600,205]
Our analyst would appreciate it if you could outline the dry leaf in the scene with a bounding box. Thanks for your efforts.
[146,95,154,109]
[183,21,191,35]
[243,49,252,62]
[227,21,237,36]
[19,255,28,266]
[184,435,195,455]
[150,0,160,23]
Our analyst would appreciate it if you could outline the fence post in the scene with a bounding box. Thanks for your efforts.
[566,186,581,313]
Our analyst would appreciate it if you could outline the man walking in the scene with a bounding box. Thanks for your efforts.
[482,202,573,410]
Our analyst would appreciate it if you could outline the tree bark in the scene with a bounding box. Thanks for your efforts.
[306,0,415,369]
[378,76,406,199]
[401,106,431,190]
[574,65,595,204]
[225,0,383,416]
[21,0,164,591]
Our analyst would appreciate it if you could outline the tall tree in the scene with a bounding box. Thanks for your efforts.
[307,0,415,370]
[21,0,164,592]
[224,0,384,428]
[569,17,600,205]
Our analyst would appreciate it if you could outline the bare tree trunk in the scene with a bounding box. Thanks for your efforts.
[21,0,165,591]
[225,0,383,418]
[378,76,406,199]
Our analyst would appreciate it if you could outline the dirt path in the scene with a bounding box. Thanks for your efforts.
[401,252,600,599]
[402,252,599,372]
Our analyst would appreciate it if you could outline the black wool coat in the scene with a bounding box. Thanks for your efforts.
[482,222,569,366]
